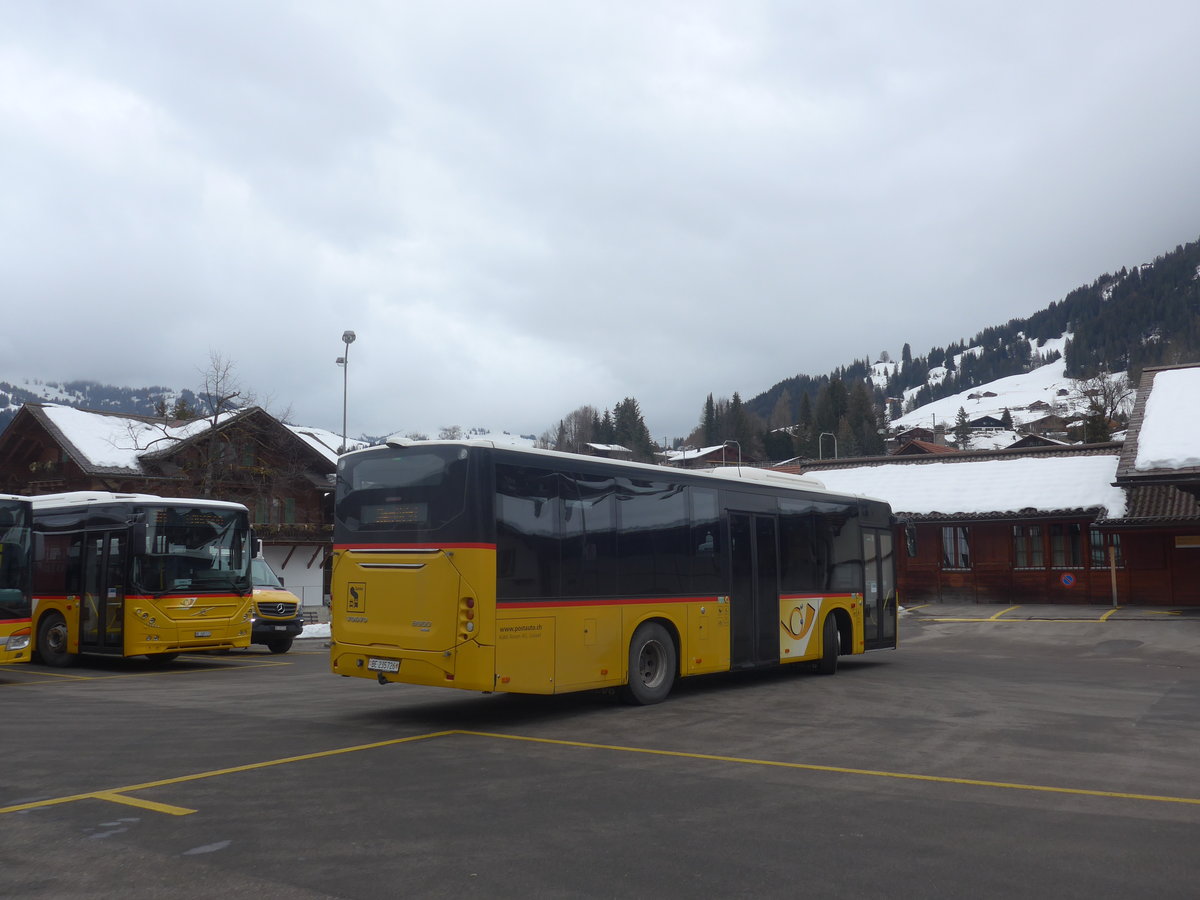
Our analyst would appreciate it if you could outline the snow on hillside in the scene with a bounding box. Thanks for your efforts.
[889,354,1127,434]
[383,427,539,449]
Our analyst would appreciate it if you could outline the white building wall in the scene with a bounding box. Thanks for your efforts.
[261,542,330,622]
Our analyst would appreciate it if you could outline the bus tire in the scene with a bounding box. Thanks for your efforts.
[619,622,676,705]
[37,612,74,668]
[266,638,293,654]
[145,653,180,667]
[816,614,839,675]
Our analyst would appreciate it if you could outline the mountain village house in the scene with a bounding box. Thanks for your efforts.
[0,403,345,617]
[789,363,1200,606]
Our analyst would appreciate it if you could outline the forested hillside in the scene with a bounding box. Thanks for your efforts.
[0,379,196,432]
[743,235,1200,437]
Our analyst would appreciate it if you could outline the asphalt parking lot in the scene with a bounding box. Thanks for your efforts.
[5,606,1200,899]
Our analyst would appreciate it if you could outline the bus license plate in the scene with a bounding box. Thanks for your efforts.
[274,625,289,631]
[367,657,400,673]
[194,631,212,638]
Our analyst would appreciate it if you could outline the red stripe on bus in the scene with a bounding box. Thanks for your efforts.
[33,595,243,602]
[501,596,712,609]
[0,618,32,625]
[336,543,497,551]
[780,593,855,601]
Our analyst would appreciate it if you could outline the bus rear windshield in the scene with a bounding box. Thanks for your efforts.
[337,446,472,536]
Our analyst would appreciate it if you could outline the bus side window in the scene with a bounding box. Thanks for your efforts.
[690,487,721,593]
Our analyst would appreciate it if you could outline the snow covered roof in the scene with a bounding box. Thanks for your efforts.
[586,443,632,454]
[1116,364,1200,500]
[37,404,230,473]
[288,425,367,464]
[660,444,753,464]
[1132,367,1200,471]
[18,403,343,474]
[803,454,1126,520]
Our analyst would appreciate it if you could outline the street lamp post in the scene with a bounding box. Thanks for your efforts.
[337,330,356,453]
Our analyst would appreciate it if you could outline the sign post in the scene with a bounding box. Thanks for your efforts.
[1109,545,1119,608]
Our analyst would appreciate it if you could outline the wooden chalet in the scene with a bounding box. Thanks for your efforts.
[662,444,763,469]
[1103,364,1200,605]
[782,359,1200,606]
[892,439,957,456]
[967,414,1006,430]
[793,443,1132,605]
[0,403,343,614]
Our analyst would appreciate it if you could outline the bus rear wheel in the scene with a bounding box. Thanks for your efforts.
[37,612,74,668]
[816,614,839,675]
[619,622,676,705]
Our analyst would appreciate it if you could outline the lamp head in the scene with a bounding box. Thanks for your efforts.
[342,330,357,345]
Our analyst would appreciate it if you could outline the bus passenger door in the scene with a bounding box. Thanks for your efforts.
[729,513,780,668]
[81,531,125,653]
[862,528,897,650]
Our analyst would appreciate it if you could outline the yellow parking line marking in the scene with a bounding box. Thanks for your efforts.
[10,727,1200,820]
[2,669,94,681]
[988,606,1020,621]
[459,732,1200,808]
[0,731,455,817]
[91,792,196,816]
[1100,608,1121,622]
[1,659,290,687]
[903,604,930,611]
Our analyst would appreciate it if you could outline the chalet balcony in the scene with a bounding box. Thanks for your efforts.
[252,521,332,542]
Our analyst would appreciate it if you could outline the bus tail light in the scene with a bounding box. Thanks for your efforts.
[458,596,476,641]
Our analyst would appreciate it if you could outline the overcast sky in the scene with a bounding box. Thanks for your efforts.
[3,1,1199,443]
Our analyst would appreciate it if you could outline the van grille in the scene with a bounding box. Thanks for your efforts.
[256,601,299,618]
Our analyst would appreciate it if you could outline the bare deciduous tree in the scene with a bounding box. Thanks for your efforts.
[1071,372,1134,442]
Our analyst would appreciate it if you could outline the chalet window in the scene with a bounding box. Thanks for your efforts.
[941,526,970,569]
[1050,523,1083,567]
[1012,525,1044,568]
[1089,530,1123,568]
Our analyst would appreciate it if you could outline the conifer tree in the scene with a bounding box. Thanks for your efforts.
[952,406,972,448]
[702,394,717,445]
[612,397,655,461]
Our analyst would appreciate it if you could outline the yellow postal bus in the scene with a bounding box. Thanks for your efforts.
[0,495,33,665]
[331,440,897,704]
[30,492,255,666]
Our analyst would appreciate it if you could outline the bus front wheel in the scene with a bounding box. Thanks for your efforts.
[816,614,839,675]
[619,622,676,705]
[37,612,74,668]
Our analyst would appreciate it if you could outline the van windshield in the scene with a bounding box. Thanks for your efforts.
[251,558,284,589]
